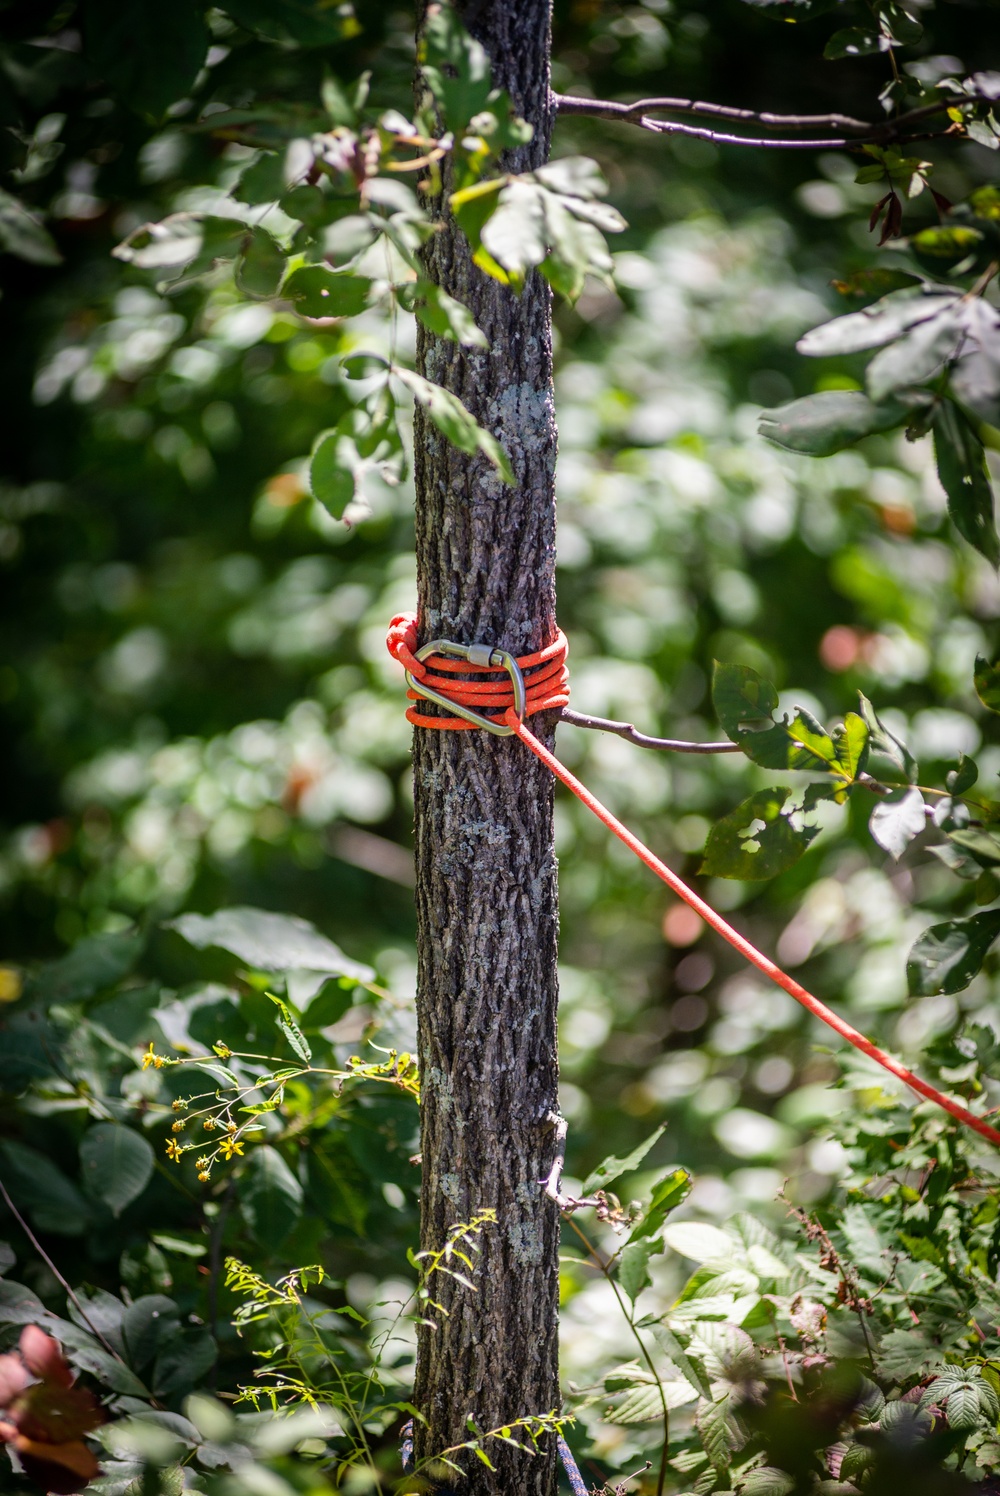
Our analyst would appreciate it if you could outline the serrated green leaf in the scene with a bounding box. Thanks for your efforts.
[268,993,312,1063]
[834,712,869,780]
[582,1124,665,1194]
[235,225,286,299]
[797,289,959,358]
[629,1169,692,1244]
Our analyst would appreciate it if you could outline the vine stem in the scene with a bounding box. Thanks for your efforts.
[566,1216,671,1496]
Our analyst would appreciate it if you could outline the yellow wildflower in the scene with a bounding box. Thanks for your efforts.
[226,1121,238,1135]
[213,1042,232,1059]
[171,1120,185,1133]
[171,1099,187,1112]
[142,1042,164,1070]
[203,1118,217,1131]
[219,1136,244,1161]
[198,1171,210,1183]
[195,1157,209,1169]
[165,1138,184,1163]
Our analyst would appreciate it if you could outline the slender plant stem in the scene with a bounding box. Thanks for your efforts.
[567,1216,671,1496]
[559,707,741,754]
[0,1173,136,1372]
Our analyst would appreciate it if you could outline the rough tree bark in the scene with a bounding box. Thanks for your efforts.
[411,1,560,1491]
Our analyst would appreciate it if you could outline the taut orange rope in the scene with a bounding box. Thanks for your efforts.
[387,613,1000,1151]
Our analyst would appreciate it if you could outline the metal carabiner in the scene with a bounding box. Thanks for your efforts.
[405,637,527,737]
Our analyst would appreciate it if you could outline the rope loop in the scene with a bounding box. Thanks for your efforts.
[386,612,570,731]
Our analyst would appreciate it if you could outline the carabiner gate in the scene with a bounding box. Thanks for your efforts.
[405,637,527,736]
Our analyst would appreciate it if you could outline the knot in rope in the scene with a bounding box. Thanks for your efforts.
[386,611,569,732]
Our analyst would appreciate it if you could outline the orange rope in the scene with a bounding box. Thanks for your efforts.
[387,614,1000,1150]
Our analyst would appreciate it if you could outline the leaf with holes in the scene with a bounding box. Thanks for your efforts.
[701,787,818,881]
[393,367,514,484]
[283,266,372,319]
[933,402,999,566]
[907,910,1000,996]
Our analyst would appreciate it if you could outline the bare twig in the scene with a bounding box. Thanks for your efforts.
[540,1111,604,1213]
[554,91,874,133]
[559,707,741,755]
[553,89,975,151]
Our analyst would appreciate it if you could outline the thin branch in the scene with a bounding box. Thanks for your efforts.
[559,707,741,755]
[0,1172,136,1373]
[553,90,975,151]
[540,1111,604,1213]
[554,91,874,133]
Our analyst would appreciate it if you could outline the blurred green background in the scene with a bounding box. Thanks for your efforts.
[2,0,1000,1478]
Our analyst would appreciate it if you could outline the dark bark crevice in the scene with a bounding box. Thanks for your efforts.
[411,2,560,1490]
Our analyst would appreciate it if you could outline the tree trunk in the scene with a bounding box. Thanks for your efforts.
[411,2,560,1491]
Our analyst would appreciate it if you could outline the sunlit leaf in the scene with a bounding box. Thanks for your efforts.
[907,910,1000,996]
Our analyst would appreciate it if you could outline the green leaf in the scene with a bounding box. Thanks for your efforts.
[824,27,882,59]
[696,1393,735,1471]
[858,693,917,781]
[153,1326,217,1399]
[481,180,548,279]
[419,4,494,133]
[933,402,999,566]
[866,308,965,402]
[911,225,990,275]
[282,265,372,319]
[268,993,312,1064]
[797,289,959,358]
[238,1145,304,1244]
[661,1221,735,1263]
[32,930,142,1005]
[869,786,926,860]
[0,189,61,266]
[948,828,1000,868]
[617,1239,662,1304]
[700,787,819,881]
[310,431,356,521]
[628,1168,692,1244]
[393,366,515,484]
[235,225,286,299]
[738,1469,795,1496]
[80,1124,155,1218]
[758,391,906,457]
[81,0,209,119]
[582,1124,665,1194]
[219,0,360,46]
[166,907,374,980]
[396,281,488,346]
[122,1295,181,1370]
[907,910,1000,996]
[0,1140,90,1236]
[232,152,287,206]
[975,655,1000,714]
[833,713,869,780]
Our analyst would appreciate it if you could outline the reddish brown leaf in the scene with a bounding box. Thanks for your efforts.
[19,1327,73,1390]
